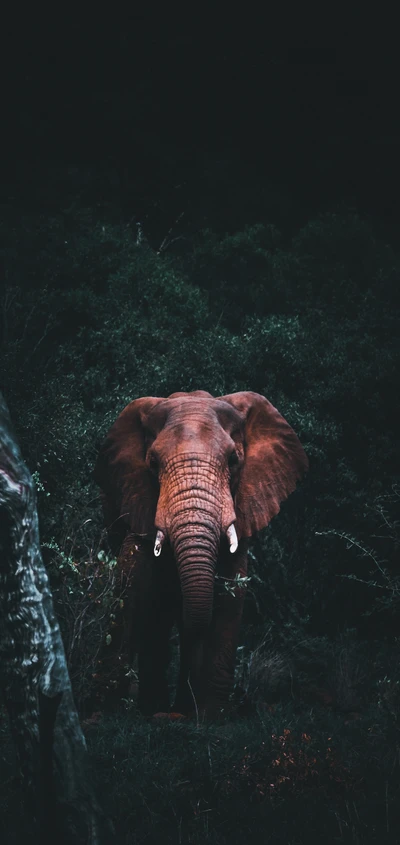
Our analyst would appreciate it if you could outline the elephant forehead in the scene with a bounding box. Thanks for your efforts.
[161,414,222,444]
[146,397,243,433]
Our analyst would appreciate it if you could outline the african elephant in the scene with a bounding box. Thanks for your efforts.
[94,390,308,719]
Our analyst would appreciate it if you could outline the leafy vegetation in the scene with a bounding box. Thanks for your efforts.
[1,191,399,842]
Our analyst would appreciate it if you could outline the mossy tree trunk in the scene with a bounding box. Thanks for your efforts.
[0,392,112,844]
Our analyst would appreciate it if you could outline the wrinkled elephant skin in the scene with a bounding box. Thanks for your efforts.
[94,390,308,718]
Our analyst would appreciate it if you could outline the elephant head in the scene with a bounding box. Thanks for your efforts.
[94,390,308,635]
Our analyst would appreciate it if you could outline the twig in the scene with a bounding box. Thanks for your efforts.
[157,212,185,254]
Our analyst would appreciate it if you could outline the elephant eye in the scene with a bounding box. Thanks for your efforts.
[148,453,158,473]
[228,450,239,468]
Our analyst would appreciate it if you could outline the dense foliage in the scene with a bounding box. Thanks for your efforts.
[1,194,399,842]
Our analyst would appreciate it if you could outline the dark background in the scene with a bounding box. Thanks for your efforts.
[3,17,400,242]
[1,16,400,845]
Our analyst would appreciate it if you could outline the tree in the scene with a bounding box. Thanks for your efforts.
[0,392,112,844]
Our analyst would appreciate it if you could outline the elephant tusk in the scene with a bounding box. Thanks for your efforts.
[154,529,165,557]
[226,523,238,554]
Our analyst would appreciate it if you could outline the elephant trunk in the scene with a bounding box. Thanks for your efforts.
[169,506,219,710]
[164,458,223,632]
[171,519,219,631]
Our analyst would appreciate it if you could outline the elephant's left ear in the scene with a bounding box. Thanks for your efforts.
[218,392,309,538]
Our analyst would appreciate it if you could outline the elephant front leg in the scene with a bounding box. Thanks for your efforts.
[136,544,180,718]
[205,543,248,717]
[173,630,207,717]
[137,604,176,717]
[94,538,142,713]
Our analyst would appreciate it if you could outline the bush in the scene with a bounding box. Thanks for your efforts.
[1,198,399,707]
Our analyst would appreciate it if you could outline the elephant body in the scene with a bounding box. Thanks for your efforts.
[94,390,308,719]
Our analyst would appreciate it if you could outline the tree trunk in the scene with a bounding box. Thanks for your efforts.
[0,392,113,844]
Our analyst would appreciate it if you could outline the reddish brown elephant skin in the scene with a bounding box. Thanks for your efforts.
[94,391,308,718]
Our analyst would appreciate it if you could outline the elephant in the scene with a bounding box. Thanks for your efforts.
[94,390,308,719]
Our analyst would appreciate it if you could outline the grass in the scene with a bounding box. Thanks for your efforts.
[1,699,399,844]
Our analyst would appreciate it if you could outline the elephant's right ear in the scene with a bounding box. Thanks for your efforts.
[94,397,163,536]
